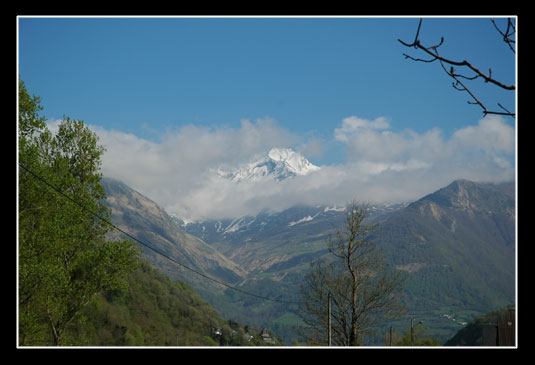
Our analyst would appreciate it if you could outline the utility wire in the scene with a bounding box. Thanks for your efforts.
[18,162,299,305]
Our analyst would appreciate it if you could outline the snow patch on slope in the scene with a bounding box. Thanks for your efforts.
[288,212,320,227]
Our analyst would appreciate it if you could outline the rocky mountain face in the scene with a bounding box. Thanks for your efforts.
[378,179,515,311]
[101,177,245,294]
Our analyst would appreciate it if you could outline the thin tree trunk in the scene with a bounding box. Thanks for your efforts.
[348,243,358,346]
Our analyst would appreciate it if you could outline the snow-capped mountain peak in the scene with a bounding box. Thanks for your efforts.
[219,148,320,182]
[267,148,320,176]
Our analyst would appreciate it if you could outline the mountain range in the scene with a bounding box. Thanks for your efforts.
[102,174,515,345]
[176,202,407,276]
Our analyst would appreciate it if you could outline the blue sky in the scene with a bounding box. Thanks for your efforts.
[18,16,516,219]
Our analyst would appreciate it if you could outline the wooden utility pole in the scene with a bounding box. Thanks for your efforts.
[389,326,393,346]
[328,292,332,346]
[410,318,414,346]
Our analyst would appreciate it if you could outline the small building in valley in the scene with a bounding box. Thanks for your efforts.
[260,328,276,345]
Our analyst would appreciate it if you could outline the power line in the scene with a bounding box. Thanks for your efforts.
[18,162,299,305]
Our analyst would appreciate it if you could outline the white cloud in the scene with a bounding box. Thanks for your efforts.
[335,115,515,181]
[334,116,390,142]
[53,114,515,220]
[451,115,515,154]
[296,137,325,159]
[86,118,301,218]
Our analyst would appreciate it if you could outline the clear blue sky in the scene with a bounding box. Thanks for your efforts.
[18,16,516,166]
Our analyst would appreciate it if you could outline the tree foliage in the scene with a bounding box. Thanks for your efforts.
[75,261,277,346]
[299,202,407,346]
[18,79,140,345]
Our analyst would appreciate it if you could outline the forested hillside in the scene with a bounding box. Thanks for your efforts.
[79,261,279,346]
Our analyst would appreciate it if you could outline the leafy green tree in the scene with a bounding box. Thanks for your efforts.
[18,80,139,345]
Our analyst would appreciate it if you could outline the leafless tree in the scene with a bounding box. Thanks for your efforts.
[299,202,407,346]
[398,17,516,118]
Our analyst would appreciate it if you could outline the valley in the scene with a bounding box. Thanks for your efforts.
[102,177,515,345]
[19,17,517,347]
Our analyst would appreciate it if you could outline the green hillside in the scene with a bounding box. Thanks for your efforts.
[75,260,281,346]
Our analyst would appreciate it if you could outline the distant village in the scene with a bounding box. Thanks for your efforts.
[210,326,276,345]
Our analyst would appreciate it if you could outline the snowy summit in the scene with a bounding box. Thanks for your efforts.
[219,148,320,182]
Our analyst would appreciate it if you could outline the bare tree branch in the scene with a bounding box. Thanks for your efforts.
[300,202,406,346]
[398,18,516,118]
[435,47,515,117]
[491,18,516,54]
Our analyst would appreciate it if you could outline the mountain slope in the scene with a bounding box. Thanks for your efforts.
[101,177,290,343]
[101,177,245,292]
[81,261,236,345]
[378,180,515,312]
[80,260,279,346]
[180,203,406,274]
